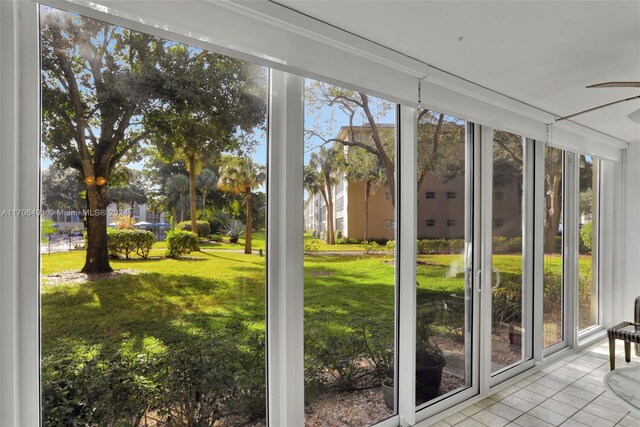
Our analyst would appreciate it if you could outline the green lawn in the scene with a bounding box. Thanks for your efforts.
[40,248,584,424]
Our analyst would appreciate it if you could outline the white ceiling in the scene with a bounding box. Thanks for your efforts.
[277,0,640,143]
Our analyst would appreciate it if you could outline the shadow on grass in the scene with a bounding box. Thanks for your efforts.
[42,271,265,357]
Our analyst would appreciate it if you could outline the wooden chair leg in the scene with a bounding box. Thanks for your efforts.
[625,341,631,363]
[609,337,616,370]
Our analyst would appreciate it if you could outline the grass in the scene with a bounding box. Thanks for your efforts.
[41,248,587,365]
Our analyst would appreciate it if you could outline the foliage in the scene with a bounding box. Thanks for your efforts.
[41,167,85,214]
[222,220,246,244]
[208,211,232,234]
[340,237,362,244]
[165,229,199,258]
[107,168,148,211]
[385,240,396,252]
[304,239,321,255]
[305,316,393,393]
[107,229,155,259]
[208,234,224,242]
[362,241,381,254]
[580,221,593,254]
[305,80,396,206]
[175,220,211,238]
[41,219,57,243]
[218,156,266,254]
[305,146,341,245]
[41,7,169,272]
[42,332,266,426]
[415,305,445,367]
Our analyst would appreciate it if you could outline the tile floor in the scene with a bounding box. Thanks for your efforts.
[430,339,640,427]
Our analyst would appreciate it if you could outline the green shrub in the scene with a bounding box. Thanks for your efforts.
[304,239,320,254]
[493,236,523,254]
[42,332,267,426]
[580,221,593,254]
[385,240,396,252]
[341,237,361,244]
[208,234,224,242]
[336,230,343,240]
[362,241,381,254]
[166,229,199,258]
[223,220,245,244]
[107,229,155,259]
[176,220,211,238]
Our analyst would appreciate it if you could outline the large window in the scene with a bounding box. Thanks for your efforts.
[578,155,599,332]
[491,130,527,373]
[40,7,268,425]
[303,79,397,425]
[415,110,471,407]
[543,146,564,349]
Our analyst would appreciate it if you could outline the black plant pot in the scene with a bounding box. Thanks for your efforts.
[415,360,445,401]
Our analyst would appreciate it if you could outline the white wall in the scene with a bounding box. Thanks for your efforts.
[623,144,640,321]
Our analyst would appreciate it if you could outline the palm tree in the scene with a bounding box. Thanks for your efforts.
[218,157,266,254]
[197,168,218,219]
[165,174,190,223]
[306,146,340,245]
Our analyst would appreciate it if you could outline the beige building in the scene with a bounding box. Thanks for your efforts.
[304,125,522,241]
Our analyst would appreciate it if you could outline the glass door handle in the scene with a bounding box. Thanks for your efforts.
[491,267,501,289]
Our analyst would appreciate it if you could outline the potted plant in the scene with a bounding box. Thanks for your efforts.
[415,305,446,402]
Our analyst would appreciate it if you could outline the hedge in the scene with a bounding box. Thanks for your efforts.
[107,229,155,259]
[416,237,522,255]
[166,229,199,258]
[176,220,211,238]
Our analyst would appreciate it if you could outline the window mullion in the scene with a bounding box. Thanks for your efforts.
[266,69,305,426]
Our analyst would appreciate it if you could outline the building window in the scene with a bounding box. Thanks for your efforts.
[495,191,504,201]
[447,219,456,227]
[385,191,391,200]
[425,192,435,199]
[447,191,456,199]
[494,219,504,228]
[426,219,435,227]
[384,220,395,229]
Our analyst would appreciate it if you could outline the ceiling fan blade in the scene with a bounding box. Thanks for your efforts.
[556,95,640,121]
[629,107,640,124]
[586,82,640,88]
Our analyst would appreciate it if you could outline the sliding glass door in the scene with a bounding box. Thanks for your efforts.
[415,111,474,409]
[489,131,533,377]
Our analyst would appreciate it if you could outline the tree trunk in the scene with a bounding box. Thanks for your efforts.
[544,170,563,253]
[244,188,253,254]
[323,172,335,245]
[364,180,371,242]
[202,192,207,219]
[82,185,112,273]
[188,155,198,236]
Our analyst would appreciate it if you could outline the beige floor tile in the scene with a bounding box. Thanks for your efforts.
[549,391,590,409]
[498,395,537,412]
[442,412,466,425]
[459,404,483,417]
[513,389,547,405]
[486,401,524,421]
[526,382,559,398]
[581,401,628,423]
[511,413,554,427]
[526,406,568,426]
[471,409,510,427]
[453,418,485,427]
[538,398,578,417]
[617,413,640,427]
[562,385,600,402]
[568,410,615,427]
